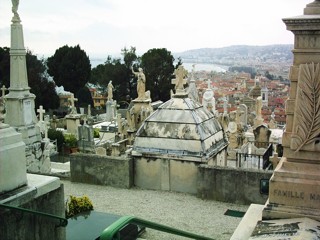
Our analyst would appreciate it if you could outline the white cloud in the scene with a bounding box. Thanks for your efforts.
[0,0,311,57]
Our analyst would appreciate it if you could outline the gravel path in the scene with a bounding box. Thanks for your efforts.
[62,180,248,239]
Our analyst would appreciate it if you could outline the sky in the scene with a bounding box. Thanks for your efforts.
[0,0,312,59]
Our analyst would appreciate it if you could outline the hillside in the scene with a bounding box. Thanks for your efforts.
[173,44,293,66]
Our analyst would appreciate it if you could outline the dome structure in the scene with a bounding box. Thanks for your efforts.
[133,96,228,162]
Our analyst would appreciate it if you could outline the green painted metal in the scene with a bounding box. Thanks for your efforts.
[100,215,214,240]
[0,203,68,227]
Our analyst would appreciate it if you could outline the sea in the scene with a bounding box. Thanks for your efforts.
[90,58,227,73]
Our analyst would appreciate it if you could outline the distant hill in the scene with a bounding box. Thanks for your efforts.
[173,44,293,65]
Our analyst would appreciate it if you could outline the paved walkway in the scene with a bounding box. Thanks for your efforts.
[62,180,248,239]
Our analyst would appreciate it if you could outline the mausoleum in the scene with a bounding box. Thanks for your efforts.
[132,66,228,194]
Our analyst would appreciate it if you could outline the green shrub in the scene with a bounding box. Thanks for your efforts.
[94,128,100,138]
[64,134,78,147]
[48,128,65,152]
[65,195,94,218]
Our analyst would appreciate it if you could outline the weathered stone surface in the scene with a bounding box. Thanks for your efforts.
[70,153,133,188]
[249,217,320,239]
[133,96,228,161]
[0,174,65,240]
[0,126,27,193]
[197,165,272,205]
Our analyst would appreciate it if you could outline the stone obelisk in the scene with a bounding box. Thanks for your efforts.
[4,0,42,171]
[263,0,320,221]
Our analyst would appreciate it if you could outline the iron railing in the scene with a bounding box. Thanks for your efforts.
[0,203,67,228]
[100,215,214,240]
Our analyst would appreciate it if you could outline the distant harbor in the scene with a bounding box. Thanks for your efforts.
[182,62,227,72]
[90,58,228,73]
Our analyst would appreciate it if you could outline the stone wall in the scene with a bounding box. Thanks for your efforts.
[0,184,65,240]
[134,157,199,194]
[197,165,272,205]
[70,154,133,188]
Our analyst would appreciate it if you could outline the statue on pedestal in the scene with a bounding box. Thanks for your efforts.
[107,81,114,101]
[12,0,20,21]
[132,67,146,100]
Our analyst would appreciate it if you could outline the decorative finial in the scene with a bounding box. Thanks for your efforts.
[11,0,20,22]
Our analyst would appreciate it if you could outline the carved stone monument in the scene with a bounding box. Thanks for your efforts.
[172,65,188,96]
[0,3,65,239]
[65,93,81,137]
[263,0,320,222]
[4,0,45,173]
[78,122,95,153]
[128,67,153,134]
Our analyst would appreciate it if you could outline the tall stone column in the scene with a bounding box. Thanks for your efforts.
[263,0,320,221]
[4,1,42,172]
[5,9,38,128]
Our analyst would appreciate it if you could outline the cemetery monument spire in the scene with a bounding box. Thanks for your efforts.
[4,0,43,173]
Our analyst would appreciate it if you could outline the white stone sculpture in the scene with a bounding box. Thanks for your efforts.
[107,81,114,101]
[132,67,146,100]
[172,65,188,91]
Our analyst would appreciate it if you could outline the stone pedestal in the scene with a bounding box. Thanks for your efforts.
[263,157,320,221]
[66,114,81,137]
[0,125,27,194]
[263,0,320,222]
[106,100,116,122]
[128,98,152,131]
[232,2,320,239]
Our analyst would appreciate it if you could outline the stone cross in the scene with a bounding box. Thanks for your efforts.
[68,94,78,114]
[37,105,45,122]
[172,65,188,90]
[68,94,78,108]
[1,85,7,99]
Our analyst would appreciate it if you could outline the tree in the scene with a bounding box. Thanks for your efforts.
[47,45,91,96]
[140,48,176,101]
[90,47,139,102]
[77,86,94,107]
[0,47,59,110]
[121,46,139,98]
[26,51,60,110]
[0,47,10,87]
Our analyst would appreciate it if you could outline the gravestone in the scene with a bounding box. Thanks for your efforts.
[263,0,320,222]
[78,123,95,153]
[238,104,248,126]
[65,94,81,137]
[253,125,271,149]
